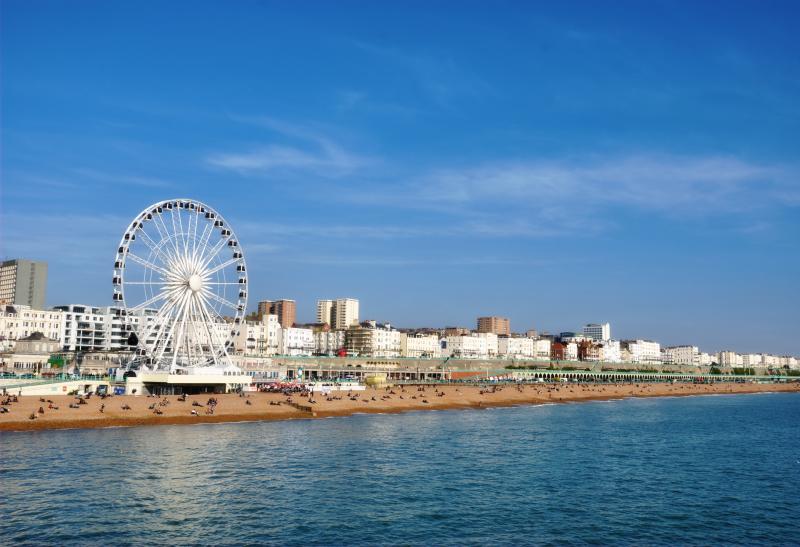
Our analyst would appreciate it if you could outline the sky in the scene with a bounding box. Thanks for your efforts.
[1,0,799,355]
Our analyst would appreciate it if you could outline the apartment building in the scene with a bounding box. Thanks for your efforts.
[663,345,699,366]
[401,332,440,358]
[622,340,662,364]
[0,259,48,309]
[477,316,510,336]
[583,322,611,342]
[257,299,296,329]
[317,298,360,330]
[0,305,64,351]
[314,329,346,356]
[345,320,401,357]
[281,327,314,356]
[234,314,282,356]
[498,336,534,359]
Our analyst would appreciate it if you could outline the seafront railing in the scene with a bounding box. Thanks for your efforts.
[0,375,111,391]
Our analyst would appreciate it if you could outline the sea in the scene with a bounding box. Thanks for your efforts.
[1,392,799,546]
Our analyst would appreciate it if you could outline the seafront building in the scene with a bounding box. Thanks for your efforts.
[583,322,611,342]
[0,305,63,352]
[314,328,346,356]
[477,316,510,336]
[662,345,700,366]
[256,299,296,329]
[498,336,535,358]
[0,259,48,310]
[281,326,315,356]
[1,297,800,377]
[622,340,662,364]
[317,298,360,330]
[345,320,402,358]
[401,332,441,358]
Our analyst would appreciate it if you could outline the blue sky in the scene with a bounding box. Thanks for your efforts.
[2,1,799,354]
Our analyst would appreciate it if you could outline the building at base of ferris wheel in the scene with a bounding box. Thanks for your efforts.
[121,367,253,396]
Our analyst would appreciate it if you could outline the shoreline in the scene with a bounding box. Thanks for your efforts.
[2,382,799,433]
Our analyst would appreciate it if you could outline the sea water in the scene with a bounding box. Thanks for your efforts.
[1,393,799,545]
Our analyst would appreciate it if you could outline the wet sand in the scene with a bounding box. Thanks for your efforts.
[1,382,798,432]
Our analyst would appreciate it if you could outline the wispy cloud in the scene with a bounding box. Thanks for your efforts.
[206,116,370,177]
[326,153,798,238]
[353,40,492,108]
[72,168,174,188]
[414,155,790,213]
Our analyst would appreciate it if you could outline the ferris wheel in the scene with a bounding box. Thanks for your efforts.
[113,199,247,372]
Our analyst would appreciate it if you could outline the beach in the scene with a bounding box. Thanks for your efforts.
[2,381,798,432]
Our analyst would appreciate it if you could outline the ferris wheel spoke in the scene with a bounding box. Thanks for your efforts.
[177,206,189,257]
[154,211,181,258]
[159,291,191,365]
[196,292,229,357]
[203,257,239,277]
[130,290,171,311]
[191,209,202,259]
[142,308,177,363]
[196,216,215,259]
[127,253,174,279]
[203,282,242,285]
[198,236,232,271]
[171,292,193,368]
[172,204,189,258]
[190,296,219,367]
[201,290,241,311]
[137,291,182,349]
[135,228,175,267]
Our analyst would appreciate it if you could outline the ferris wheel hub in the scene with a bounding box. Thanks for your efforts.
[188,273,203,292]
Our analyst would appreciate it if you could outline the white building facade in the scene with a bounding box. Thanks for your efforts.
[281,327,315,356]
[623,340,662,364]
[401,333,440,358]
[0,305,64,352]
[498,337,535,358]
[583,322,611,342]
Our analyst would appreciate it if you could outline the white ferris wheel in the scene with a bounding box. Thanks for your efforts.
[113,199,247,373]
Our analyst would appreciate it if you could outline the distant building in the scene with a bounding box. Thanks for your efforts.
[477,316,510,336]
[401,333,440,358]
[622,340,662,364]
[234,314,282,356]
[345,320,401,357]
[498,336,534,358]
[0,259,48,309]
[602,340,622,363]
[741,353,761,368]
[583,322,611,342]
[281,327,314,356]
[316,298,359,330]
[533,339,551,360]
[0,332,61,375]
[0,305,63,352]
[444,327,470,336]
[257,299,296,329]
[314,328,346,356]
[442,332,498,359]
[54,304,110,352]
[663,345,699,366]
[316,299,335,326]
[334,298,359,330]
[718,350,743,367]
